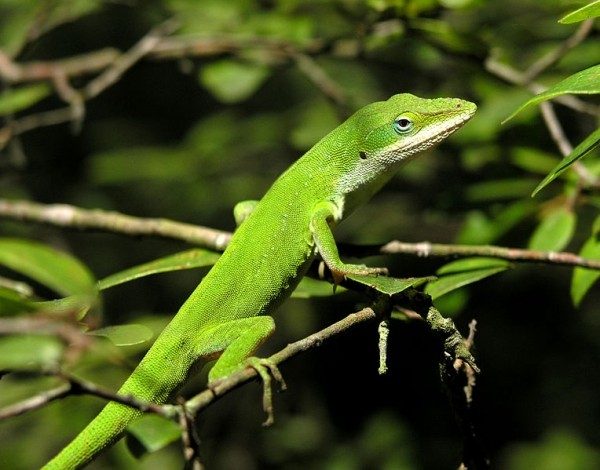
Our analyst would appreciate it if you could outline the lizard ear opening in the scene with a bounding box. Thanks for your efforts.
[359,151,367,160]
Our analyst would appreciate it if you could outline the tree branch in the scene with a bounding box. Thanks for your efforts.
[0,25,345,148]
[377,240,600,270]
[0,374,167,420]
[2,198,599,270]
[0,199,232,250]
[521,19,594,83]
[0,299,386,424]
[484,57,599,116]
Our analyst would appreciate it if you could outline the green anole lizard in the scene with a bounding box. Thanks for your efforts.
[44,93,476,468]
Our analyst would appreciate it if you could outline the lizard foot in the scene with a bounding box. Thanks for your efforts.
[326,264,389,289]
[244,357,287,427]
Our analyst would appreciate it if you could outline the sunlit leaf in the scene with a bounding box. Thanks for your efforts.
[504,64,600,122]
[528,208,576,251]
[426,258,511,299]
[0,335,64,371]
[199,60,271,103]
[559,0,600,24]
[532,128,600,196]
[0,238,96,297]
[98,249,221,290]
[126,414,182,457]
[88,324,154,346]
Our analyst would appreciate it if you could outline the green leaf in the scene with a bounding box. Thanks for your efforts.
[559,0,600,24]
[510,147,560,175]
[504,64,600,122]
[532,128,600,196]
[0,286,36,316]
[0,1,103,54]
[88,324,154,346]
[426,258,511,300]
[126,414,182,457]
[346,274,433,295]
[528,208,576,252]
[199,60,271,103]
[466,178,538,202]
[292,277,343,298]
[457,201,536,245]
[34,295,93,319]
[0,84,51,116]
[0,238,96,297]
[571,217,600,306]
[98,249,221,290]
[0,335,64,371]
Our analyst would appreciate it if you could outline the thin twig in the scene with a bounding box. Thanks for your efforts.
[0,300,384,425]
[0,374,167,420]
[378,240,600,270]
[81,18,180,101]
[184,302,385,417]
[0,107,75,147]
[0,383,71,420]
[539,101,572,156]
[484,58,599,116]
[0,32,340,148]
[0,199,232,250]
[2,198,600,270]
[522,19,594,83]
[486,32,600,189]
[291,52,348,110]
[0,49,120,83]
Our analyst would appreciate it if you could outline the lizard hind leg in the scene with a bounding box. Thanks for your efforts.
[200,315,284,425]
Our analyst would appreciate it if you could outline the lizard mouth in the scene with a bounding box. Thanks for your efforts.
[392,107,476,159]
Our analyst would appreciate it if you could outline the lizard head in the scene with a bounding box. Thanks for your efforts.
[335,93,476,213]
[356,93,477,164]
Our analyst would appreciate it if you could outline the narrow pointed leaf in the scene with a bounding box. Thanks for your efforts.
[532,128,600,196]
[426,257,510,299]
[98,249,221,290]
[88,324,154,346]
[559,0,600,24]
[0,238,95,297]
[346,274,434,295]
[504,64,600,123]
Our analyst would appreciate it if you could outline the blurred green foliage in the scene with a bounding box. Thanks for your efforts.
[0,0,599,469]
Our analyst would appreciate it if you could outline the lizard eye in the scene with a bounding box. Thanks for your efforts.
[393,116,414,134]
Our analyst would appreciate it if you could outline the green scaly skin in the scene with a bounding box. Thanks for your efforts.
[44,94,476,468]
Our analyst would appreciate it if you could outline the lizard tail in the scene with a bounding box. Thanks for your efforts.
[42,401,141,469]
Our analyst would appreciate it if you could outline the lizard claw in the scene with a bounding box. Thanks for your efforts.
[244,357,287,426]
